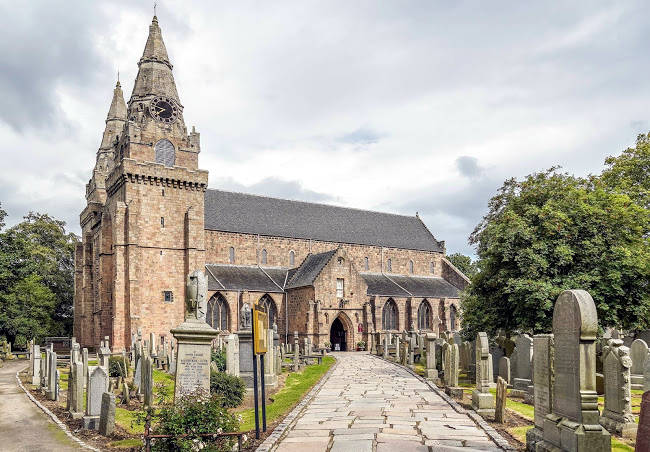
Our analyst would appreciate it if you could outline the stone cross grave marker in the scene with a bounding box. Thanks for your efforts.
[600,339,637,438]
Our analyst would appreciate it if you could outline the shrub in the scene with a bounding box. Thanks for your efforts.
[211,349,226,372]
[210,371,245,408]
[108,356,125,377]
[151,390,241,452]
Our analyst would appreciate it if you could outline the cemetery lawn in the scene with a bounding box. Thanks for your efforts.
[238,356,335,431]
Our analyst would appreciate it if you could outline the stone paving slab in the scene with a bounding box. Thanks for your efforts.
[266,353,509,451]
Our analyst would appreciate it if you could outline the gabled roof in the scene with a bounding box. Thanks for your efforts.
[285,250,337,289]
[206,264,286,293]
[204,189,444,252]
[360,273,460,298]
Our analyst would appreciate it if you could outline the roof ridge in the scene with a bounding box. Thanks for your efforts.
[205,188,419,220]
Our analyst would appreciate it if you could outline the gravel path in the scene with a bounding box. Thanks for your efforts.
[273,353,501,452]
[0,360,83,451]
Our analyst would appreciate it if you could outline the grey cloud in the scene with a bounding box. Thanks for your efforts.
[0,2,110,132]
[213,177,335,203]
[455,156,483,179]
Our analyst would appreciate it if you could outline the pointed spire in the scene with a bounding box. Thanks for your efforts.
[107,79,127,121]
[140,15,171,68]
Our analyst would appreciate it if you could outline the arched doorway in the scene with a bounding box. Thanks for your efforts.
[330,317,347,351]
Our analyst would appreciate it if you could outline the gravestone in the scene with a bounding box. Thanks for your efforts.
[425,333,438,379]
[134,351,142,391]
[40,348,47,389]
[99,392,116,436]
[444,343,462,399]
[630,339,649,390]
[84,366,108,429]
[46,351,58,401]
[526,334,554,451]
[383,333,389,359]
[122,381,130,405]
[98,336,111,368]
[264,328,278,387]
[490,344,506,383]
[394,336,401,363]
[637,391,650,452]
[472,332,495,416]
[645,356,650,392]
[225,334,240,377]
[487,352,495,387]
[238,305,255,387]
[513,334,533,393]
[170,270,219,400]
[82,347,89,389]
[142,354,153,407]
[600,339,637,438]
[499,356,511,385]
[31,345,41,386]
[68,360,84,419]
[442,342,451,385]
[495,376,507,423]
[540,290,610,452]
[150,332,157,358]
[169,341,177,375]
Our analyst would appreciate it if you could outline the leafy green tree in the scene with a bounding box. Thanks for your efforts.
[461,168,650,339]
[446,253,478,278]
[600,133,650,209]
[0,210,77,344]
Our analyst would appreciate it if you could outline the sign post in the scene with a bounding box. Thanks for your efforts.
[252,304,268,439]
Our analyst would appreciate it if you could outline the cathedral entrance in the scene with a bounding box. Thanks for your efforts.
[330,317,347,351]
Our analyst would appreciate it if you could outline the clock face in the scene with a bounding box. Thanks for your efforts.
[150,96,179,123]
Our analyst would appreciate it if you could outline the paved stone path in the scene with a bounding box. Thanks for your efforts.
[0,360,83,451]
[273,353,501,452]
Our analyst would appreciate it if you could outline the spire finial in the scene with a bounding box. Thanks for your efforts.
[117,68,120,85]
[154,2,157,17]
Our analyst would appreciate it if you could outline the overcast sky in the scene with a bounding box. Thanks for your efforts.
[1,1,648,257]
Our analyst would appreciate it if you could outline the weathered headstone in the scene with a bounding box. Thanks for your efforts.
[264,327,278,387]
[225,333,240,377]
[645,355,650,392]
[512,334,533,393]
[237,304,255,387]
[600,339,637,438]
[170,270,219,401]
[425,333,438,380]
[292,331,300,372]
[383,333,389,359]
[122,381,130,405]
[498,356,511,385]
[142,354,153,407]
[636,391,650,452]
[630,339,649,390]
[444,342,462,399]
[40,348,47,388]
[68,360,84,418]
[82,347,89,389]
[472,332,494,416]
[495,376,507,423]
[540,290,610,451]
[31,345,41,386]
[526,334,554,451]
[394,336,401,363]
[84,366,108,429]
[99,392,116,436]
[46,351,58,401]
[98,336,111,369]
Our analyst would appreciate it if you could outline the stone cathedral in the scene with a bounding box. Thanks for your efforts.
[74,16,469,352]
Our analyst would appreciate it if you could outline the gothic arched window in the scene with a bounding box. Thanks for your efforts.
[289,250,295,267]
[409,260,414,274]
[430,261,435,274]
[229,247,235,264]
[207,293,229,331]
[154,139,175,167]
[450,304,458,331]
[382,298,398,331]
[259,294,277,327]
[261,249,267,265]
[387,258,392,272]
[364,257,369,271]
[417,299,432,330]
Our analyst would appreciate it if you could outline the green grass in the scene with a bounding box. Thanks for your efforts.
[507,425,533,443]
[108,439,143,448]
[487,388,534,420]
[115,407,145,434]
[239,356,335,431]
[612,438,634,452]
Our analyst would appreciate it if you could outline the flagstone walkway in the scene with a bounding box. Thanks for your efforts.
[273,353,502,452]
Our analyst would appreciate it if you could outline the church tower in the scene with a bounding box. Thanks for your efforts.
[75,16,208,350]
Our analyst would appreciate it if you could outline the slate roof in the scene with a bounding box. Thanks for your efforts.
[286,250,337,289]
[204,189,443,252]
[360,273,460,298]
[205,264,287,293]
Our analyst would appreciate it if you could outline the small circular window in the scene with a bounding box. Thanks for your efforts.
[154,139,175,167]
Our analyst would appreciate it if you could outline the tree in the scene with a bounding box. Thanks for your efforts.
[461,168,650,339]
[446,253,478,278]
[0,211,78,344]
[600,133,650,209]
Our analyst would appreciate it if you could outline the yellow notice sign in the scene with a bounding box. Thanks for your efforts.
[253,308,268,355]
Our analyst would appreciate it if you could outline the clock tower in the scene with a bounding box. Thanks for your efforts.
[75,15,208,350]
